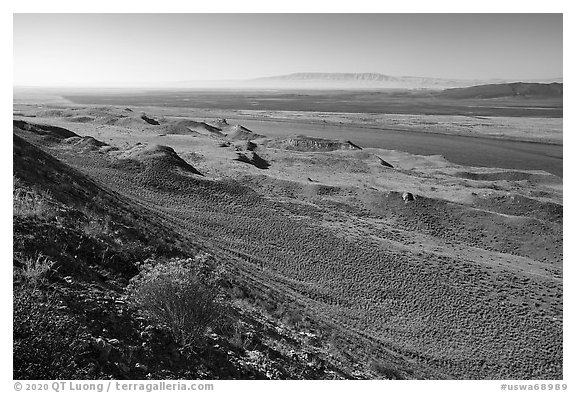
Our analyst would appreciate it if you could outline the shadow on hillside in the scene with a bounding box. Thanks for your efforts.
[235,152,270,170]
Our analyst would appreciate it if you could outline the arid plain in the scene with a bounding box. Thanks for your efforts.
[13,89,562,380]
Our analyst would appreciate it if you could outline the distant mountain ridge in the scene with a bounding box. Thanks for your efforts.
[253,72,474,83]
[71,73,561,90]
[250,72,488,89]
[247,72,562,90]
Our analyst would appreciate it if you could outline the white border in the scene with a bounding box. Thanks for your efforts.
[3,4,572,392]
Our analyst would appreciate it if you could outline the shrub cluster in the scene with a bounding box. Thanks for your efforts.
[126,258,221,348]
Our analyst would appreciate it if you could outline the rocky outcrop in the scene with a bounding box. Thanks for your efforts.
[269,135,362,152]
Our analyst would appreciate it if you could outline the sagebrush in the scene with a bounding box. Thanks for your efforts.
[127,258,221,348]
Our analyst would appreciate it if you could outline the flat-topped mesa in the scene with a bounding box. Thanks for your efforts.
[269,135,362,152]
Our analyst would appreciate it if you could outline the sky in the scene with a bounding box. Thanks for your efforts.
[13,13,563,87]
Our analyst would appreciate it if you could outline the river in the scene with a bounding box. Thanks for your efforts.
[237,119,563,177]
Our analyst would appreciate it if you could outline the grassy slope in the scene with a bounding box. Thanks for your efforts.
[13,127,373,380]
[13,113,563,380]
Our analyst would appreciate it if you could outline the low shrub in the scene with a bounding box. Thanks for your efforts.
[126,258,221,348]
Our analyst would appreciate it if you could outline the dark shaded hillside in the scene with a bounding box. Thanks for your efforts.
[13,134,205,379]
[438,82,563,99]
[14,119,79,138]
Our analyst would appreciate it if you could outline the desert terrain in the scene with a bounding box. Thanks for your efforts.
[13,88,562,380]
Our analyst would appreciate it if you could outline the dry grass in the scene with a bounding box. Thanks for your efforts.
[14,254,55,291]
[13,179,56,218]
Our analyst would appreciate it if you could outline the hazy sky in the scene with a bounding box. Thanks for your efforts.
[13,13,562,87]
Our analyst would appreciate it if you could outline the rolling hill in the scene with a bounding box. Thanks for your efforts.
[437,82,563,99]
[13,106,563,380]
